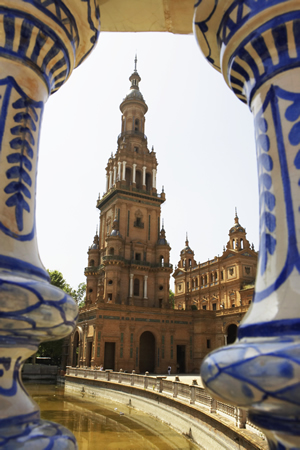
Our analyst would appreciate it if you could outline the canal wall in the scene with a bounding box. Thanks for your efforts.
[22,364,58,383]
[65,369,267,450]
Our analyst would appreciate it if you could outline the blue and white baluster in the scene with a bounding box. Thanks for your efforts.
[0,0,100,448]
[195,1,300,448]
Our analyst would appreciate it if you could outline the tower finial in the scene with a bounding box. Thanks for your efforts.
[162,218,164,229]
[234,207,239,224]
[185,232,189,246]
[134,54,137,72]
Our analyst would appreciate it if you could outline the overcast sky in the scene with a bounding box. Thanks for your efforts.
[36,32,259,290]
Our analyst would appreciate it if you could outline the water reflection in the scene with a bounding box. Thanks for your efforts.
[26,384,201,450]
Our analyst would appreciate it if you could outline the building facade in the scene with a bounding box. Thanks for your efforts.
[67,63,258,374]
[173,213,257,314]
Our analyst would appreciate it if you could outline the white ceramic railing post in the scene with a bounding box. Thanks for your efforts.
[0,0,100,447]
[195,1,300,447]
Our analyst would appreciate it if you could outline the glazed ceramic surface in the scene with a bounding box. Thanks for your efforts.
[0,0,100,448]
[195,1,300,448]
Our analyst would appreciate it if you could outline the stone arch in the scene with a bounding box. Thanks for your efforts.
[72,326,83,366]
[139,330,156,373]
[227,323,238,345]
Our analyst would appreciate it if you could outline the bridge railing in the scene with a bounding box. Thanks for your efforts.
[66,367,260,435]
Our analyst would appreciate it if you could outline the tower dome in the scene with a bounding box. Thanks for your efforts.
[120,55,148,114]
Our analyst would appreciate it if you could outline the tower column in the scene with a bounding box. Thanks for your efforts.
[106,175,109,192]
[152,169,157,189]
[129,273,134,298]
[195,2,300,447]
[118,162,122,181]
[113,166,117,184]
[109,170,113,189]
[143,275,148,299]
[122,161,126,181]
[132,163,137,183]
[142,166,147,185]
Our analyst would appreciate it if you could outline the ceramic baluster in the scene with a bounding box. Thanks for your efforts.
[0,0,100,447]
[195,1,300,448]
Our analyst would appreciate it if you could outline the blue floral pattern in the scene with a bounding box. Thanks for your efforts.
[254,86,300,302]
[0,77,43,241]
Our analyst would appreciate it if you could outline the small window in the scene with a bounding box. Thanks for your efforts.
[108,280,113,285]
[202,305,206,310]
[212,303,216,311]
[207,339,211,349]
[159,285,163,291]
[134,119,139,131]
[134,146,139,153]
[90,259,94,266]
[187,282,189,290]
[221,271,224,280]
[178,284,182,292]
[89,288,93,293]
[232,303,235,308]
[108,293,112,302]
[135,253,141,261]
[159,299,163,308]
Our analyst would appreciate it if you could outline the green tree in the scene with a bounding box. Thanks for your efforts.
[169,289,175,309]
[35,271,86,365]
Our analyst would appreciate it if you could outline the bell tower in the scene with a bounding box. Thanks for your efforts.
[85,58,172,309]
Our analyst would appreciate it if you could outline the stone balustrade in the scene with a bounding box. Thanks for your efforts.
[65,366,262,436]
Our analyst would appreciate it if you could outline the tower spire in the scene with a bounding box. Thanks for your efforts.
[185,232,189,247]
[234,207,239,224]
[134,54,137,72]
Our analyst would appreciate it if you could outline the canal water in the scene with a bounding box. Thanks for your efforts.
[26,384,201,450]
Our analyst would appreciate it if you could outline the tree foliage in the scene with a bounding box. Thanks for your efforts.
[169,289,175,309]
[36,270,86,365]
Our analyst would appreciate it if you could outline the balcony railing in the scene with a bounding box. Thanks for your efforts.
[118,130,147,141]
[102,256,172,270]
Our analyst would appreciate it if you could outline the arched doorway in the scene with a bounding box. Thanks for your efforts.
[227,324,238,345]
[139,331,155,373]
[72,331,80,366]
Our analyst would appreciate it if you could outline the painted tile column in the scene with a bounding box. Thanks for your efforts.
[194,1,300,448]
[0,0,100,448]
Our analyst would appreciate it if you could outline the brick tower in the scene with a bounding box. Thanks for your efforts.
[85,57,172,310]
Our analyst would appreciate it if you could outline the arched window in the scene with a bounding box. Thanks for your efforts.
[90,259,94,266]
[240,238,244,249]
[232,239,235,249]
[189,259,192,267]
[204,275,207,285]
[146,172,152,191]
[215,271,218,281]
[125,167,132,186]
[134,278,140,296]
[136,170,142,189]
[160,255,164,267]
[211,273,214,283]
[183,259,186,267]
[108,247,114,256]
[134,119,139,131]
